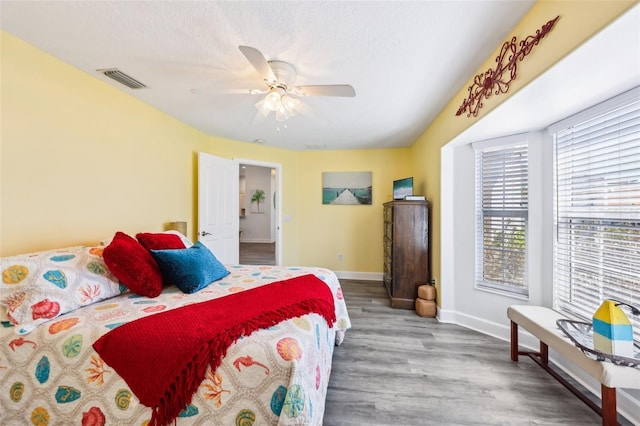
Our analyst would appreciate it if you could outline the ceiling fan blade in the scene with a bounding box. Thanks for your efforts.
[238,46,277,85]
[295,85,356,97]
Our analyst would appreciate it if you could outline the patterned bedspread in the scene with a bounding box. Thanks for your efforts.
[0,265,351,425]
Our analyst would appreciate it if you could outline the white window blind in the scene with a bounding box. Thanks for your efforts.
[475,142,529,296]
[552,87,640,342]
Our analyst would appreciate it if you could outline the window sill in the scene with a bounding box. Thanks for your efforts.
[475,283,529,301]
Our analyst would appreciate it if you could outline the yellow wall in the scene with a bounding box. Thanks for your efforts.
[297,148,410,271]
[0,30,402,272]
[411,0,637,302]
[0,31,211,255]
[0,32,298,257]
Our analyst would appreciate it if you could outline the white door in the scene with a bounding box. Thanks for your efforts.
[198,152,239,264]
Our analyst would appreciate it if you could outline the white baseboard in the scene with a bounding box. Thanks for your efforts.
[240,239,274,243]
[451,310,512,342]
[436,308,457,324]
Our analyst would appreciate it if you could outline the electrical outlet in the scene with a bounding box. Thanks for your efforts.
[338,253,343,261]
[431,278,437,285]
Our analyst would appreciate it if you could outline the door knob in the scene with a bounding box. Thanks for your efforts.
[201,231,212,236]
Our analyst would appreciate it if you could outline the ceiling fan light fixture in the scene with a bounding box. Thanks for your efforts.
[264,90,282,111]
[255,88,301,121]
[275,95,301,121]
[282,95,300,115]
[275,106,290,122]
[254,98,270,117]
[194,46,355,124]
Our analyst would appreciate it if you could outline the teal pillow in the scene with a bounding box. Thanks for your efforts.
[150,242,229,294]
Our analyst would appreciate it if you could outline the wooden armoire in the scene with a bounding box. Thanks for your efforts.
[383,200,430,309]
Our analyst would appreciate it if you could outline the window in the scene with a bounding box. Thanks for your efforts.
[474,137,529,297]
[551,87,640,342]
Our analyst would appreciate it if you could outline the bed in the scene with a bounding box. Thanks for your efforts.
[0,232,351,425]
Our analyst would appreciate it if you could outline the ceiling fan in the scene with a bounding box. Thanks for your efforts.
[191,46,356,122]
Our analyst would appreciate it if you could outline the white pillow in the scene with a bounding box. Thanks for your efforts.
[0,246,124,334]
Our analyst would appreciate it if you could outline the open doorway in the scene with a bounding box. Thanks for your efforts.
[237,160,281,265]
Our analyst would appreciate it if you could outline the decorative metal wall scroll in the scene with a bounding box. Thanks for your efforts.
[456,16,560,118]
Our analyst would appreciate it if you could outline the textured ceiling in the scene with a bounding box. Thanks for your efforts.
[1,1,537,151]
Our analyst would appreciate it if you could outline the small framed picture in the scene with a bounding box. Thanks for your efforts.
[249,189,267,213]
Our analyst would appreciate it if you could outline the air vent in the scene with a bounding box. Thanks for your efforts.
[98,68,146,89]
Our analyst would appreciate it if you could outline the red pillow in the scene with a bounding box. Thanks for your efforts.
[103,232,163,298]
[136,232,186,251]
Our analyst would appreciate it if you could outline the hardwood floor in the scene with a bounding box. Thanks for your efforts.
[234,247,635,425]
[324,279,634,426]
[239,242,275,265]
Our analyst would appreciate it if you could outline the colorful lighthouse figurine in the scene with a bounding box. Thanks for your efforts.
[592,300,635,358]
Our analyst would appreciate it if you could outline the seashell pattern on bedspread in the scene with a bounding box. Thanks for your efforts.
[0,265,351,425]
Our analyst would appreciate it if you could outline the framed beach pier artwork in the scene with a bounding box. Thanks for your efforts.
[322,171,372,205]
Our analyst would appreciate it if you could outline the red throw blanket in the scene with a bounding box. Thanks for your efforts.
[93,274,336,426]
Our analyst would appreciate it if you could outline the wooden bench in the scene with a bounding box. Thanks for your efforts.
[508,305,640,426]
